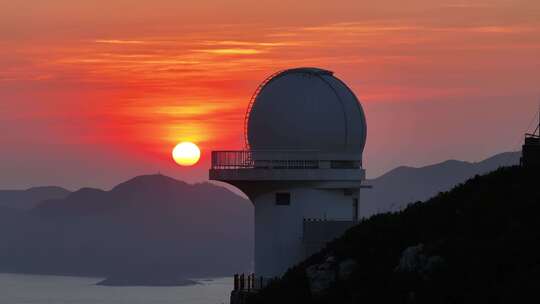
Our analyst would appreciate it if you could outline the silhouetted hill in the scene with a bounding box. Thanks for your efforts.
[96,267,199,286]
[0,206,27,225]
[362,151,520,216]
[0,174,253,279]
[36,187,108,217]
[247,166,540,304]
[0,152,521,283]
[0,186,70,210]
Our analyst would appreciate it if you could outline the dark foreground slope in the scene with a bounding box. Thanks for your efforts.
[248,166,540,304]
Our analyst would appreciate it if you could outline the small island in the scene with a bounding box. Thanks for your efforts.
[97,273,199,287]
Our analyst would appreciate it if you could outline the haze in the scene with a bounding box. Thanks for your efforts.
[1,0,539,190]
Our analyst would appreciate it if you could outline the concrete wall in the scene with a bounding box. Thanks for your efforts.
[302,220,356,257]
[254,186,358,278]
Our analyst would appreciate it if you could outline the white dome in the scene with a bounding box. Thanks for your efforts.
[246,67,367,159]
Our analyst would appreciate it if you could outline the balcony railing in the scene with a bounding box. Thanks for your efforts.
[212,150,319,169]
[211,151,255,169]
[211,150,361,170]
[233,273,276,292]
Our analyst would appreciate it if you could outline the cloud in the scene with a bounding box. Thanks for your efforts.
[429,25,537,34]
[94,39,147,44]
[5,17,540,173]
[193,48,263,55]
[202,40,300,47]
[468,26,534,33]
[301,23,419,33]
[441,3,492,8]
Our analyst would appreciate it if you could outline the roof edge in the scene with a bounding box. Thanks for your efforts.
[278,67,333,77]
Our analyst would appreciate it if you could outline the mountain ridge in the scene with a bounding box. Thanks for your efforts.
[0,151,522,281]
[0,186,71,210]
[362,151,520,216]
[0,174,253,278]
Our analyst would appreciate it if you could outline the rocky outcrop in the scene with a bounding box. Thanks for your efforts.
[306,256,358,296]
[395,243,445,279]
[338,259,358,281]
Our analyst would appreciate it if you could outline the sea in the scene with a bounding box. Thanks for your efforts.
[0,273,232,304]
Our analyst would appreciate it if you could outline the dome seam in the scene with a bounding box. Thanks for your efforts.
[314,74,349,149]
[333,77,367,153]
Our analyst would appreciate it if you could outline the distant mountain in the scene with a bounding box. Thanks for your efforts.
[0,174,253,279]
[0,186,70,210]
[0,152,520,281]
[361,151,521,216]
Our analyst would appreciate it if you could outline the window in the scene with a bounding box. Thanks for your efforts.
[353,198,359,222]
[275,193,291,206]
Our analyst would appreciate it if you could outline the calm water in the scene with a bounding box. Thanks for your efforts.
[0,273,232,304]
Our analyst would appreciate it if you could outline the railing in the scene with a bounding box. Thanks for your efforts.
[211,151,254,169]
[233,273,276,292]
[243,70,284,149]
[211,150,361,170]
[211,150,320,169]
[303,217,357,222]
[525,133,540,145]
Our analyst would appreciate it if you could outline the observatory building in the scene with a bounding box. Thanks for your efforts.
[209,67,368,279]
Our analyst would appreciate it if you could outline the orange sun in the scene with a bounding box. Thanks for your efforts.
[172,142,201,166]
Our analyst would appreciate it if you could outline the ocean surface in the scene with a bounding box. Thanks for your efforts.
[0,273,232,304]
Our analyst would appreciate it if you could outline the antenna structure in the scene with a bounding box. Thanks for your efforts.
[526,101,540,138]
[537,102,540,136]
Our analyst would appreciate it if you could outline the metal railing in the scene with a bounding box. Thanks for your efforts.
[211,150,321,169]
[211,151,254,169]
[233,273,277,292]
[211,150,362,170]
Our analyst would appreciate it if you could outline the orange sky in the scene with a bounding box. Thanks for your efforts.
[1,0,540,189]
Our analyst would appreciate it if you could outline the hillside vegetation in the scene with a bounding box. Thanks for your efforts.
[247,166,540,304]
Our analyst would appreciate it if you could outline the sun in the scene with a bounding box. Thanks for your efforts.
[172,142,201,166]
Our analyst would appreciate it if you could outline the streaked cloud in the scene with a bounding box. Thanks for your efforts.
[442,2,492,8]
[94,39,147,44]
[202,40,301,47]
[467,26,534,33]
[194,48,263,55]
[301,23,419,33]
[3,0,540,186]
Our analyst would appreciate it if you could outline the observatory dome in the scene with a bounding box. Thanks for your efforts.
[246,67,367,158]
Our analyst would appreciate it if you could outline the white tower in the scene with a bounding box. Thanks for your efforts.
[210,67,367,279]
